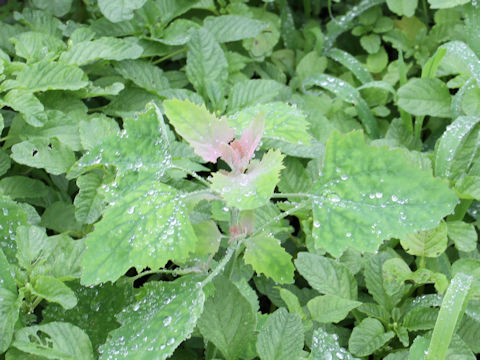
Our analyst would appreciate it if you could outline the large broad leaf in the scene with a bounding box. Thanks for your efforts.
[295,252,357,300]
[15,225,50,271]
[256,308,304,360]
[12,322,93,359]
[309,328,359,360]
[203,15,269,43]
[0,195,30,264]
[386,0,418,17]
[428,0,469,8]
[348,318,395,357]
[31,0,73,17]
[59,37,143,66]
[0,249,21,353]
[307,295,362,323]
[447,221,477,252]
[309,131,457,257]
[11,31,65,62]
[210,149,284,210]
[100,276,205,360]
[98,0,147,22]
[80,175,197,285]
[440,41,480,85]
[31,276,77,309]
[163,99,234,163]
[243,232,294,284]
[1,61,88,92]
[114,59,170,96]
[198,275,256,360]
[397,78,451,118]
[1,90,46,127]
[74,172,105,224]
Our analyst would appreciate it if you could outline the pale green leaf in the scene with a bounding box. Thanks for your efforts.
[256,308,304,360]
[0,196,29,264]
[309,131,457,258]
[227,79,290,112]
[152,0,199,24]
[447,221,477,252]
[402,307,439,331]
[210,149,284,210]
[100,277,204,360]
[11,31,66,62]
[348,318,395,357]
[440,41,480,85]
[74,172,105,224]
[386,0,418,17]
[59,37,143,66]
[0,248,21,353]
[31,275,77,309]
[41,201,82,234]
[295,252,357,300]
[296,52,328,81]
[278,157,312,194]
[32,0,72,16]
[2,61,88,92]
[398,78,451,117]
[309,328,359,360]
[98,0,147,22]
[244,233,294,284]
[78,115,120,151]
[12,322,94,360]
[360,34,381,54]
[327,48,373,84]
[15,225,50,271]
[451,259,480,297]
[400,221,448,257]
[2,90,47,127]
[114,59,170,96]
[0,176,48,200]
[156,19,199,45]
[0,149,10,177]
[203,15,268,43]
[198,275,256,360]
[307,295,362,323]
[428,0,469,8]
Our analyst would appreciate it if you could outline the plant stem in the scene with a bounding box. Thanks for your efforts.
[201,239,243,286]
[152,48,186,65]
[171,164,211,187]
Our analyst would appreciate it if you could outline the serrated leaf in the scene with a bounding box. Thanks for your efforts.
[309,131,457,257]
[295,252,357,300]
[2,61,88,92]
[12,322,93,360]
[198,275,256,360]
[11,138,75,175]
[227,79,289,112]
[163,99,234,163]
[98,0,147,22]
[114,59,170,96]
[400,221,448,257]
[42,281,134,352]
[0,196,29,263]
[31,275,77,309]
[74,172,105,224]
[398,78,451,117]
[59,37,143,66]
[256,308,304,360]
[203,15,268,43]
[2,89,47,127]
[186,28,228,97]
[0,248,21,353]
[447,221,477,252]
[100,276,204,360]
[244,232,294,284]
[210,149,284,210]
[348,318,395,357]
[11,31,66,62]
[307,295,362,323]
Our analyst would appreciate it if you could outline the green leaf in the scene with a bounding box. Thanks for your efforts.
[31,275,77,309]
[210,149,284,210]
[41,201,82,234]
[0,195,29,263]
[2,61,88,92]
[327,48,373,84]
[0,149,10,177]
[203,15,268,43]
[307,295,362,323]
[0,248,21,353]
[256,308,304,360]
[244,232,294,284]
[360,34,381,54]
[402,307,439,331]
[296,51,328,81]
[100,276,204,360]
[12,322,94,360]
[397,78,451,118]
[295,252,357,300]
[309,131,457,258]
[198,275,256,360]
[447,221,477,252]
[32,0,72,16]
[427,0,469,8]
[59,37,143,66]
[74,172,105,224]
[42,281,134,352]
[386,0,418,17]
[15,225,49,271]
[186,28,228,97]
[348,318,395,357]
[11,31,66,62]
[440,41,480,85]
[98,0,147,22]
[78,115,120,151]
[114,60,170,96]
[400,221,448,258]
[0,176,48,200]
[228,102,311,146]
[309,328,359,360]
[228,79,289,112]
[2,90,47,127]
[451,259,480,297]
[434,116,480,180]
[163,99,234,163]
[11,138,75,175]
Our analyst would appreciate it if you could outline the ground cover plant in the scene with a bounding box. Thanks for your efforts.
[0,0,479,359]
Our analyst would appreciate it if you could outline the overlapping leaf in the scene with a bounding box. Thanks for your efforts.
[0,249,20,353]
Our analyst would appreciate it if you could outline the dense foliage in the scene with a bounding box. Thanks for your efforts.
[0,0,479,359]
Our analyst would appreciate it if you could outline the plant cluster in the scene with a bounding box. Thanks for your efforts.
[0,0,479,359]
